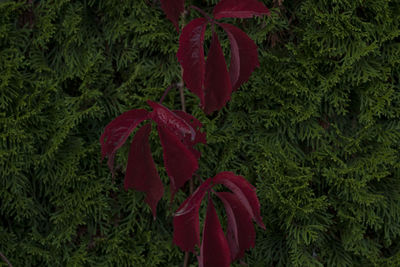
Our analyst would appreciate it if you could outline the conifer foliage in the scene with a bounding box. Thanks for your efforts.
[1,0,400,266]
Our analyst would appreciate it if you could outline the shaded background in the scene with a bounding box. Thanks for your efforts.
[1,0,400,266]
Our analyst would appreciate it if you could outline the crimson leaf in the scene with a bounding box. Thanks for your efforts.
[204,32,232,114]
[160,0,185,32]
[219,23,259,91]
[213,171,265,229]
[173,172,265,266]
[101,101,205,217]
[216,192,255,261]
[213,0,270,20]
[173,178,212,252]
[199,199,231,267]
[148,100,195,141]
[177,18,208,105]
[173,110,206,159]
[157,125,198,196]
[100,109,148,174]
[124,123,163,219]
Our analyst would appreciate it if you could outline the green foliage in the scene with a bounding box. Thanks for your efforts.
[1,0,399,266]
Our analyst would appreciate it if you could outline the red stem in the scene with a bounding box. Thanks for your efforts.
[190,5,215,23]
[0,252,12,267]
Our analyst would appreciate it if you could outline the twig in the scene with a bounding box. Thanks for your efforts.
[0,252,12,267]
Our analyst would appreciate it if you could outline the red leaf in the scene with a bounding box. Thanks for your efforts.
[148,100,195,141]
[213,172,265,229]
[199,199,231,267]
[100,109,149,173]
[204,32,232,114]
[219,23,259,91]
[173,179,212,252]
[173,110,207,159]
[177,18,208,106]
[124,123,164,218]
[157,126,198,196]
[216,192,255,261]
[160,0,185,32]
[213,0,270,20]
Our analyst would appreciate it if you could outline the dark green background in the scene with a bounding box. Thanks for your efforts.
[1,0,400,266]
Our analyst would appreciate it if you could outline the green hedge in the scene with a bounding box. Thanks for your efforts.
[1,0,399,266]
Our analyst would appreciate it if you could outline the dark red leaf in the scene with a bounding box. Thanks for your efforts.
[177,18,208,106]
[173,110,207,159]
[148,100,195,141]
[199,199,231,267]
[204,32,232,114]
[220,23,259,91]
[173,179,212,252]
[212,172,265,229]
[100,109,149,174]
[157,126,198,196]
[216,192,255,261]
[124,123,164,218]
[213,0,270,20]
[160,0,185,32]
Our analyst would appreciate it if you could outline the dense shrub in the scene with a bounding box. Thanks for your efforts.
[1,0,399,266]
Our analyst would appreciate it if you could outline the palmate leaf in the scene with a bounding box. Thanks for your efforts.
[176,0,269,114]
[100,101,205,217]
[173,172,265,266]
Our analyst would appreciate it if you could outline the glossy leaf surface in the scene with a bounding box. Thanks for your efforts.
[217,192,255,261]
[173,172,265,266]
[173,110,207,159]
[100,109,148,173]
[124,123,163,218]
[213,172,265,229]
[220,23,259,91]
[204,32,232,114]
[173,179,212,252]
[177,18,208,105]
[199,199,231,267]
[213,0,270,20]
[160,0,184,31]
[148,100,195,141]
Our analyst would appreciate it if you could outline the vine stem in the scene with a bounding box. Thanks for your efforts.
[179,8,194,267]
[0,252,12,267]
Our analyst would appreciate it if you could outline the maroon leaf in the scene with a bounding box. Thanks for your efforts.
[220,23,259,91]
[213,172,265,229]
[160,0,185,32]
[204,32,232,114]
[199,199,231,267]
[100,109,149,173]
[216,192,255,261]
[124,123,164,218]
[148,100,195,141]
[177,18,208,106]
[173,110,207,159]
[213,0,270,20]
[173,179,212,252]
[157,126,198,196]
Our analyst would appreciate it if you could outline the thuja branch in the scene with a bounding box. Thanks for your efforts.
[0,252,12,267]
